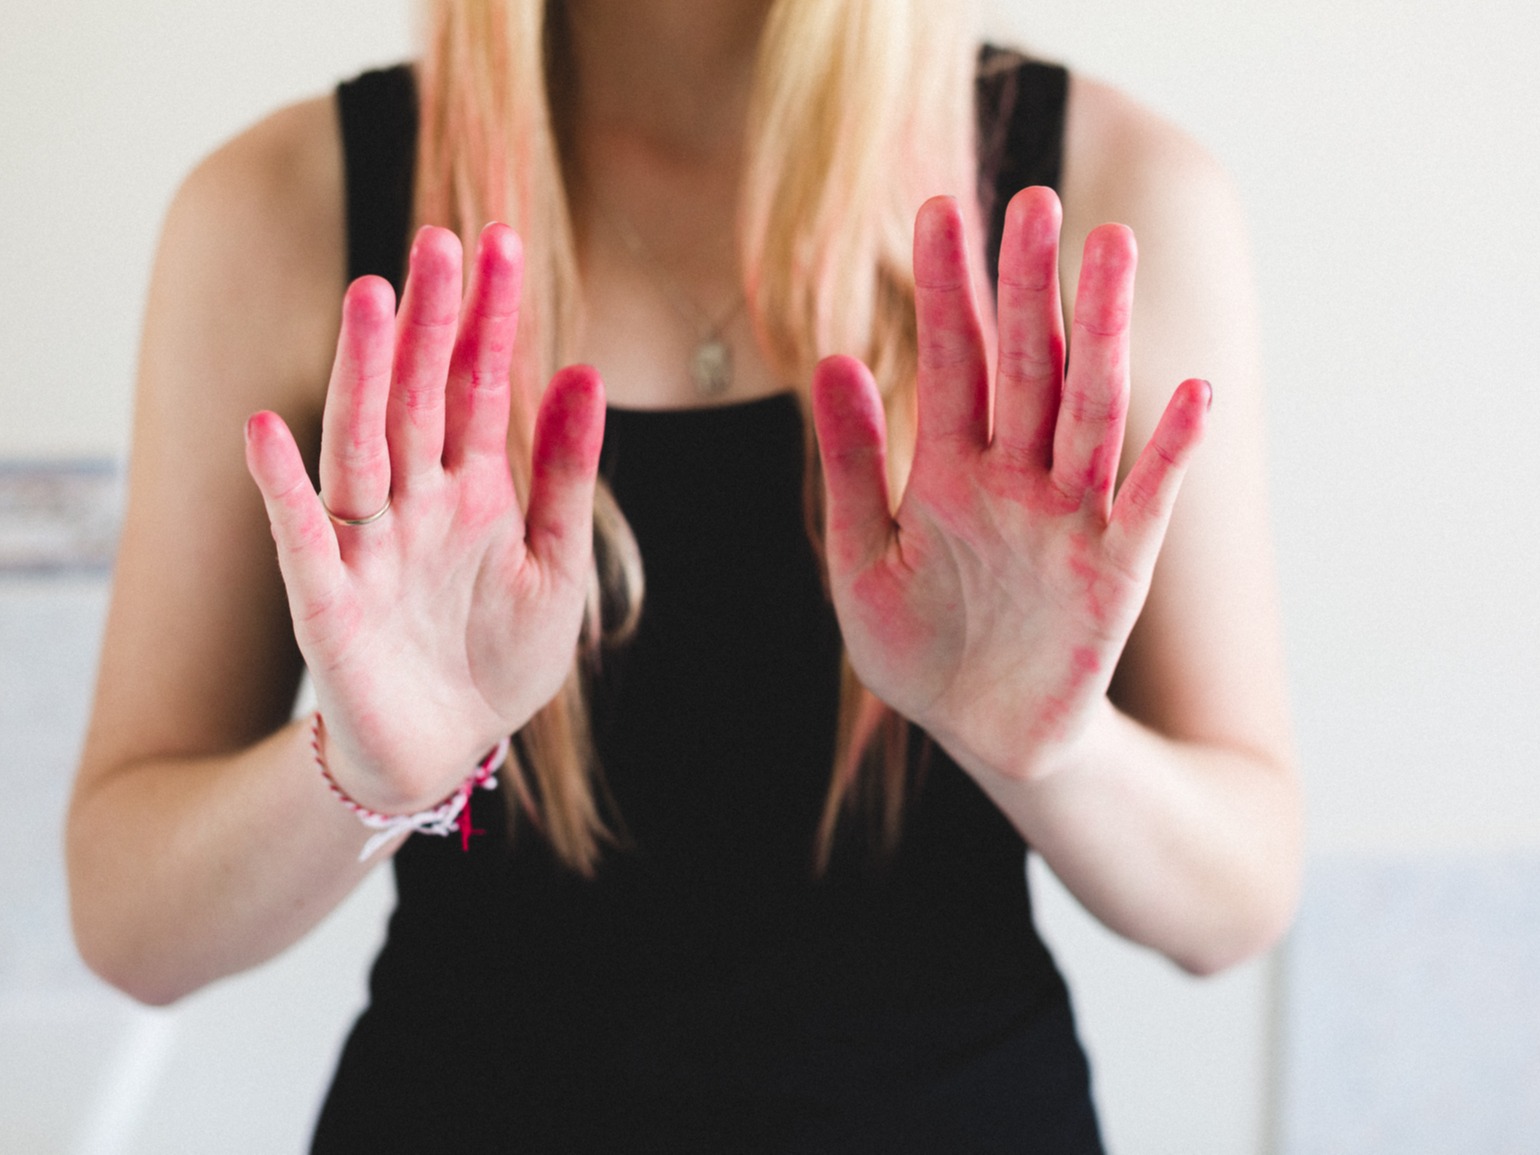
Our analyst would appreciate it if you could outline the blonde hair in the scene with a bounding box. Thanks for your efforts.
[415,0,987,874]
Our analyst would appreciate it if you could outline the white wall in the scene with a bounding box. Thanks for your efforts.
[995,0,1540,856]
[3,1,1538,1152]
[0,0,414,457]
[992,3,1540,1146]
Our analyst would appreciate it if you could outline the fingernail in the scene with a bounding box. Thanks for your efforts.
[1200,380,1213,411]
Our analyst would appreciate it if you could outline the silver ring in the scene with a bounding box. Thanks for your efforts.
[321,493,392,527]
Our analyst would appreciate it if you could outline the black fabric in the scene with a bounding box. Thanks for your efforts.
[975,48,1070,287]
[315,52,1099,1155]
[337,64,418,295]
[336,50,1070,292]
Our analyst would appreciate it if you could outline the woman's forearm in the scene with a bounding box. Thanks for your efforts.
[66,717,398,1006]
[958,700,1301,975]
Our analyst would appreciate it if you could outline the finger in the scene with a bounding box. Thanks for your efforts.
[811,354,893,576]
[1052,224,1136,516]
[991,187,1064,471]
[318,276,396,522]
[443,223,523,472]
[244,410,347,632]
[387,227,463,488]
[1105,378,1211,578]
[523,364,606,579]
[913,195,989,454]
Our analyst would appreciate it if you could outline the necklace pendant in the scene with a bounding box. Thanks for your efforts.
[692,337,733,397]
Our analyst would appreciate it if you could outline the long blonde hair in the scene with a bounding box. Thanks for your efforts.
[415,0,988,873]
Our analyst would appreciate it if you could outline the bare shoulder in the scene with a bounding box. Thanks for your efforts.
[84,93,348,775]
[1056,77,1288,765]
[1054,73,1261,429]
[176,93,341,231]
[152,92,346,413]
[1059,74,1246,253]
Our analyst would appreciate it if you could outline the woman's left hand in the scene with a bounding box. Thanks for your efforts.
[811,188,1212,783]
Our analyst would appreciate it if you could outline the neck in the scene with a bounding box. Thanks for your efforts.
[560,0,773,160]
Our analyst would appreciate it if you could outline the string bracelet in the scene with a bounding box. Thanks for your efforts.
[309,711,511,862]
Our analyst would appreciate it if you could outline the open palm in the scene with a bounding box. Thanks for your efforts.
[812,189,1210,781]
[244,225,603,813]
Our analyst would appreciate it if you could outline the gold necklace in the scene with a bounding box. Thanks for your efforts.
[602,206,747,398]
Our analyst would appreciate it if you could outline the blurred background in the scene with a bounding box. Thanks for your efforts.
[2,0,1537,1150]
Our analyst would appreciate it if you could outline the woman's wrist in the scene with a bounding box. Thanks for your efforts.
[922,692,1119,790]
[309,712,511,860]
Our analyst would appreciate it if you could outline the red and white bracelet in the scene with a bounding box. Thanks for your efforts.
[309,711,511,861]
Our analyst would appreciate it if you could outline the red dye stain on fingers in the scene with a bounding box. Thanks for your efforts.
[525,365,606,569]
[1106,377,1211,574]
[1052,227,1136,510]
[531,365,606,478]
[812,355,892,576]
[1070,225,1136,337]
[913,196,989,449]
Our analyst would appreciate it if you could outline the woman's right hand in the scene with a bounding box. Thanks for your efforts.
[243,224,604,816]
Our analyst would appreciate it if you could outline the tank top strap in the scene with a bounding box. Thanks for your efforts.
[336,64,418,293]
[337,52,1066,299]
[975,48,1070,287]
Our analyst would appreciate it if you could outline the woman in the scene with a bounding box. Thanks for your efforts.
[67,0,1299,1149]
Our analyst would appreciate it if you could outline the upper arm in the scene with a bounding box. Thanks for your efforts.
[1058,76,1293,768]
[79,95,347,785]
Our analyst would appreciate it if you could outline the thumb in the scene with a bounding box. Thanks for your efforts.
[524,364,606,577]
[811,355,893,577]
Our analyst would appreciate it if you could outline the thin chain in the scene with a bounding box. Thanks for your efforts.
[599,200,747,396]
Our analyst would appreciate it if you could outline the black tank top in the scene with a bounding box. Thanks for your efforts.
[314,52,1103,1154]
